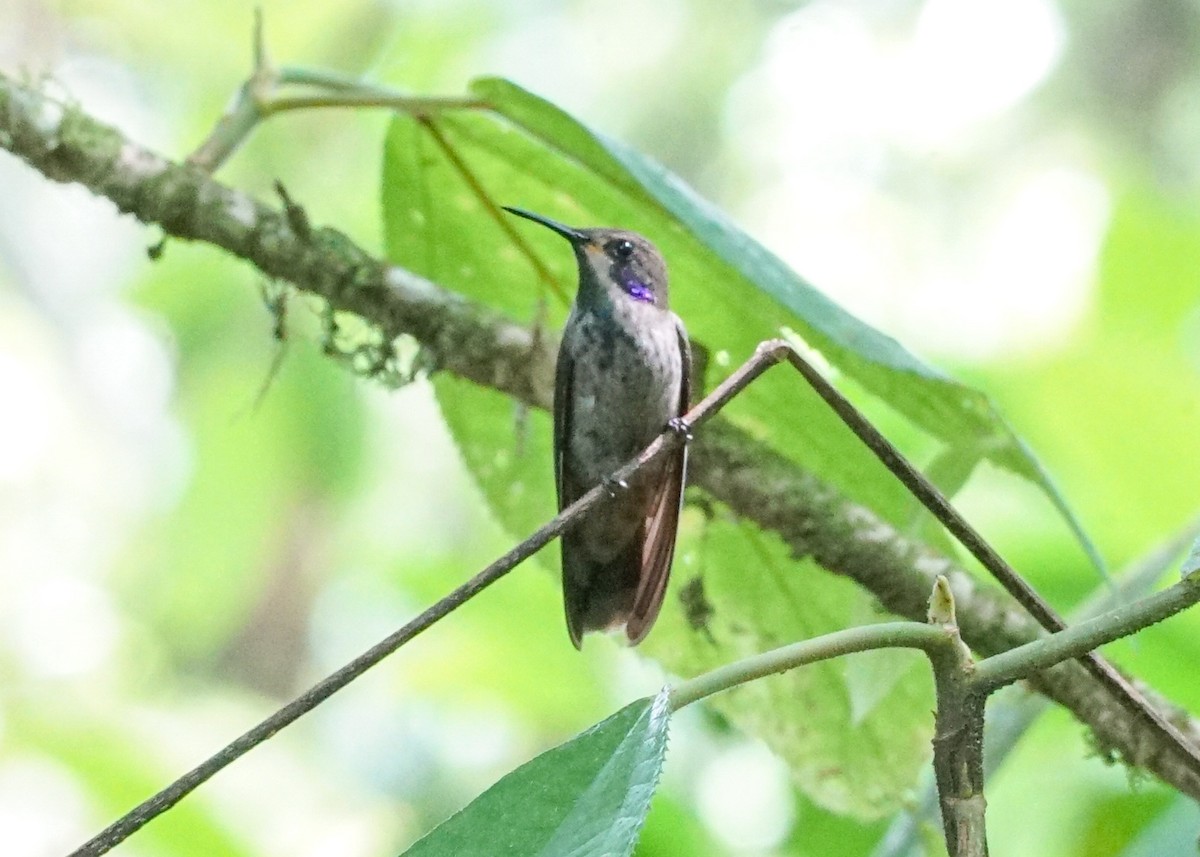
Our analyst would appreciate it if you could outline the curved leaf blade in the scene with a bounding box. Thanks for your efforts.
[472,76,1104,573]
[400,689,670,857]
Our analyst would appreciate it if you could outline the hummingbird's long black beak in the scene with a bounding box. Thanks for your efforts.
[502,206,588,244]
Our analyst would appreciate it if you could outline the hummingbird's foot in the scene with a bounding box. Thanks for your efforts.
[602,474,630,498]
[666,416,694,443]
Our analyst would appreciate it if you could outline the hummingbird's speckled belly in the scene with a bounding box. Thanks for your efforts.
[565,315,683,488]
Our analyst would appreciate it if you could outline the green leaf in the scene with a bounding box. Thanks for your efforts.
[381,76,1101,572]
[401,689,671,857]
[475,77,1104,573]
[385,92,922,529]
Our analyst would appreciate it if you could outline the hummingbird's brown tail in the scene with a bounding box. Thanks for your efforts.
[561,536,641,650]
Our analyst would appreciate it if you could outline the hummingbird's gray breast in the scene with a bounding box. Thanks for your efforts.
[562,304,684,492]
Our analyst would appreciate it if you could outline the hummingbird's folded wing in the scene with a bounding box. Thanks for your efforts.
[554,343,590,648]
[553,343,577,511]
[626,320,691,644]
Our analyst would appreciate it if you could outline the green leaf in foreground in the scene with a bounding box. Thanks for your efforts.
[400,689,671,857]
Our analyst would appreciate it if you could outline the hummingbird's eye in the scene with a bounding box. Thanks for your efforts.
[611,239,635,260]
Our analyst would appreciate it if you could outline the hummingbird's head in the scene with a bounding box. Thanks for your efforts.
[503,207,669,309]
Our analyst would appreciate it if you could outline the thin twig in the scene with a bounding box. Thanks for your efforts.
[186,12,486,173]
[263,93,488,115]
[668,621,951,711]
[974,577,1200,692]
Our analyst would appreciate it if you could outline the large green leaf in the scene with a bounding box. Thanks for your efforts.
[401,689,670,857]
[476,77,1101,569]
[378,78,1094,816]
[381,76,1099,566]
[384,92,925,530]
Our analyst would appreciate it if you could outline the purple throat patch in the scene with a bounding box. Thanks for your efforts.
[624,277,654,303]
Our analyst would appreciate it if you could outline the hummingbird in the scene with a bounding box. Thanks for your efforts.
[503,207,691,649]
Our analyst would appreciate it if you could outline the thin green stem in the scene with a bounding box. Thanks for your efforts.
[261,92,487,116]
[974,577,1200,692]
[186,27,488,174]
[276,65,402,93]
[275,67,490,107]
[668,622,952,711]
